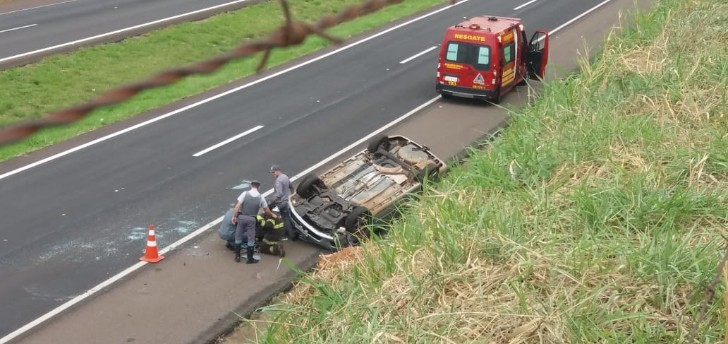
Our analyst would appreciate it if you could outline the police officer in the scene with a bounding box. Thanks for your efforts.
[269,165,297,241]
[231,180,277,264]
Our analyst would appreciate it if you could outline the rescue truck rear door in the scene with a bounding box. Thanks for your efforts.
[527,30,549,80]
[499,27,519,90]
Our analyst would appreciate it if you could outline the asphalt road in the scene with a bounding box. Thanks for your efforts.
[0,0,257,66]
[0,0,610,339]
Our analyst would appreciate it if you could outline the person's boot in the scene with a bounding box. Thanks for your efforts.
[276,245,286,258]
[226,242,235,251]
[246,245,258,264]
[234,243,242,263]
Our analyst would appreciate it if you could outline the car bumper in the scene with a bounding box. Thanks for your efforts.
[436,84,498,101]
[287,197,351,252]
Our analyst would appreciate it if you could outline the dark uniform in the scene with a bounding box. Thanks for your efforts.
[255,214,286,257]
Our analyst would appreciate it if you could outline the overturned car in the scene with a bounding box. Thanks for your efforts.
[287,134,447,251]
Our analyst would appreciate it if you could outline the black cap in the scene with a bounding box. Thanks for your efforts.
[269,164,281,173]
[250,180,261,187]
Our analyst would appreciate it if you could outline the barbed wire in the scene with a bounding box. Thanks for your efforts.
[0,0,458,147]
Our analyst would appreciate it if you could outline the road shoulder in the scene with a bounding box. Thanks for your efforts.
[8,0,654,343]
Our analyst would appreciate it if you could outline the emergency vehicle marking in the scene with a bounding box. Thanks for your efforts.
[444,63,463,70]
[502,68,515,84]
[502,32,514,42]
[453,34,486,42]
[473,73,485,85]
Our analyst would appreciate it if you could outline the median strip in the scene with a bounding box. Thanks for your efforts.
[0,0,459,163]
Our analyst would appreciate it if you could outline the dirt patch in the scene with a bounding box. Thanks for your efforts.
[315,245,364,270]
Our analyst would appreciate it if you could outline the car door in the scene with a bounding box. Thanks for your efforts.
[527,30,550,80]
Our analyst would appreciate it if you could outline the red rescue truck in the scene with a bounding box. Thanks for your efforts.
[435,16,549,103]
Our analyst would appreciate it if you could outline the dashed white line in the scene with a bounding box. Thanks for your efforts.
[0,0,254,64]
[192,125,264,157]
[399,46,438,64]
[0,0,470,182]
[0,24,37,34]
[514,0,538,11]
[0,0,625,342]
[0,0,77,16]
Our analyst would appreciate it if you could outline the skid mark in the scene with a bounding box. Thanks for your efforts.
[36,239,119,265]
[24,285,76,302]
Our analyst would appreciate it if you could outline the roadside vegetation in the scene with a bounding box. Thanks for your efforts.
[0,0,449,161]
[232,0,728,342]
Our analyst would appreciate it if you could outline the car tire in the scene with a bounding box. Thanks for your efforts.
[295,174,320,199]
[344,206,372,235]
[367,134,390,154]
[417,163,440,184]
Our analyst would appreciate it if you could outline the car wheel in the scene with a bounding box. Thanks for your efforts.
[417,163,440,184]
[367,134,390,154]
[344,206,372,236]
[295,174,320,199]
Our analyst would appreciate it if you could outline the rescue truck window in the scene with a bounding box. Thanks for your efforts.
[502,42,515,66]
[446,43,460,61]
[445,42,491,71]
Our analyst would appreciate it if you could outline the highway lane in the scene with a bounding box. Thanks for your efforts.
[0,0,257,66]
[0,0,609,339]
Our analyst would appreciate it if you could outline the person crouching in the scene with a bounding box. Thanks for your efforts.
[255,213,286,257]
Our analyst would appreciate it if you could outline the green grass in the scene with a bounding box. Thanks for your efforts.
[0,0,450,161]
[233,0,728,342]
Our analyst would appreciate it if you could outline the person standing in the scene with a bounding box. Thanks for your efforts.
[269,165,297,241]
[231,180,277,264]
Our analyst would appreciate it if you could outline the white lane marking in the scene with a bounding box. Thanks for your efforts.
[399,46,437,64]
[0,0,470,182]
[0,96,441,344]
[0,24,37,33]
[0,0,617,341]
[192,125,264,157]
[0,0,254,63]
[548,0,612,36]
[0,0,77,16]
[514,0,538,11]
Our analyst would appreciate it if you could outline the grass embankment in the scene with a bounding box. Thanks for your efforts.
[0,0,448,161]
[236,0,728,342]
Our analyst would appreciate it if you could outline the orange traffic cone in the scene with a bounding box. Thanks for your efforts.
[140,225,164,263]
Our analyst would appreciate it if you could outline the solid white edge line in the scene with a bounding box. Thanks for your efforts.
[192,125,264,157]
[514,0,538,11]
[0,0,252,63]
[0,96,441,344]
[399,46,437,64]
[0,0,77,16]
[549,0,612,35]
[0,0,470,182]
[2,0,618,341]
[0,24,37,33]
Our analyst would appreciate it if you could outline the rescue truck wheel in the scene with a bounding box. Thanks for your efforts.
[345,206,372,235]
[295,174,320,199]
[367,134,391,153]
[490,90,502,104]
